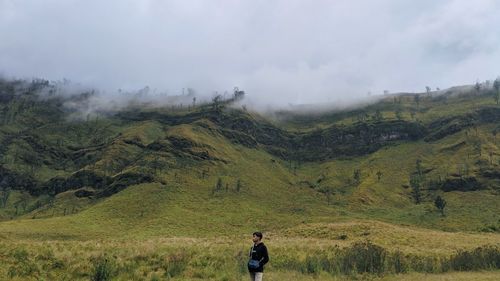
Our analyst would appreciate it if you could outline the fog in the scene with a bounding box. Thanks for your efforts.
[1,0,500,109]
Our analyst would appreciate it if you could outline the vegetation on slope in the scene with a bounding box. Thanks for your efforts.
[0,78,499,279]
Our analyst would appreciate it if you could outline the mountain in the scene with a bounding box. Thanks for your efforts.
[0,78,498,240]
[0,78,500,280]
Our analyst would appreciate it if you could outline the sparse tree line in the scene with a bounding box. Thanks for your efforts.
[311,160,450,215]
[468,78,500,106]
[349,159,449,215]
[463,126,500,165]
[0,78,248,119]
[407,159,448,215]
[211,87,246,112]
[211,177,244,195]
[139,86,246,113]
[0,98,53,125]
[0,186,58,217]
[356,77,500,124]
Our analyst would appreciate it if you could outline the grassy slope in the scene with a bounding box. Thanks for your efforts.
[0,91,499,238]
[0,115,499,240]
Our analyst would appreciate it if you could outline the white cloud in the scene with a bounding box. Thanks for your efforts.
[1,0,499,107]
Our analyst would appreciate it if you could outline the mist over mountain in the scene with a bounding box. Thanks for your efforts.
[2,0,500,108]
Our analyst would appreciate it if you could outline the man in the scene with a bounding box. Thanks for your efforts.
[248,231,269,281]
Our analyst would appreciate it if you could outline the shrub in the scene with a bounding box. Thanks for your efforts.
[162,251,190,278]
[270,252,304,272]
[235,250,248,274]
[302,255,321,275]
[7,248,39,278]
[389,250,408,273]
[341,241,386,274]
[448,245,500,271]
[407,255,439,273]
[91,256,116,281]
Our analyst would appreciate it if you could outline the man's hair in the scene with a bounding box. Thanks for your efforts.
[253,231,263,239]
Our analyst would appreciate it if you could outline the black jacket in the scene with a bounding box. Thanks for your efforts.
[248,242,269,272]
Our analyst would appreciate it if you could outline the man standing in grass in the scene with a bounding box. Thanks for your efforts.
[248,231,269,281]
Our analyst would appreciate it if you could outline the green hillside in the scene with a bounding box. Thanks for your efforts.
[0,78,499,280]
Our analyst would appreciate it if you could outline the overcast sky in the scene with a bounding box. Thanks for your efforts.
[1,0,500,106]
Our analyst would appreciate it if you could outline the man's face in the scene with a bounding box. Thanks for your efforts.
[252,234,261,243]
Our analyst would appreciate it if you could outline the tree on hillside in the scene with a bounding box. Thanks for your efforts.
[474,80,481,94]
[320,186,335,205]
[415,159,423,176]
[414,94,420,108]
[235,179,242,192]
[353,169,361,185]
[409,175,422,204]
[493,78,500,105]
[376,171,382,181]
[434,195,447,216]
[213,177,223,194]
[0,187,11,208]
[425,86,431,94]
[212,94,222,111]
[233,87,245,101]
